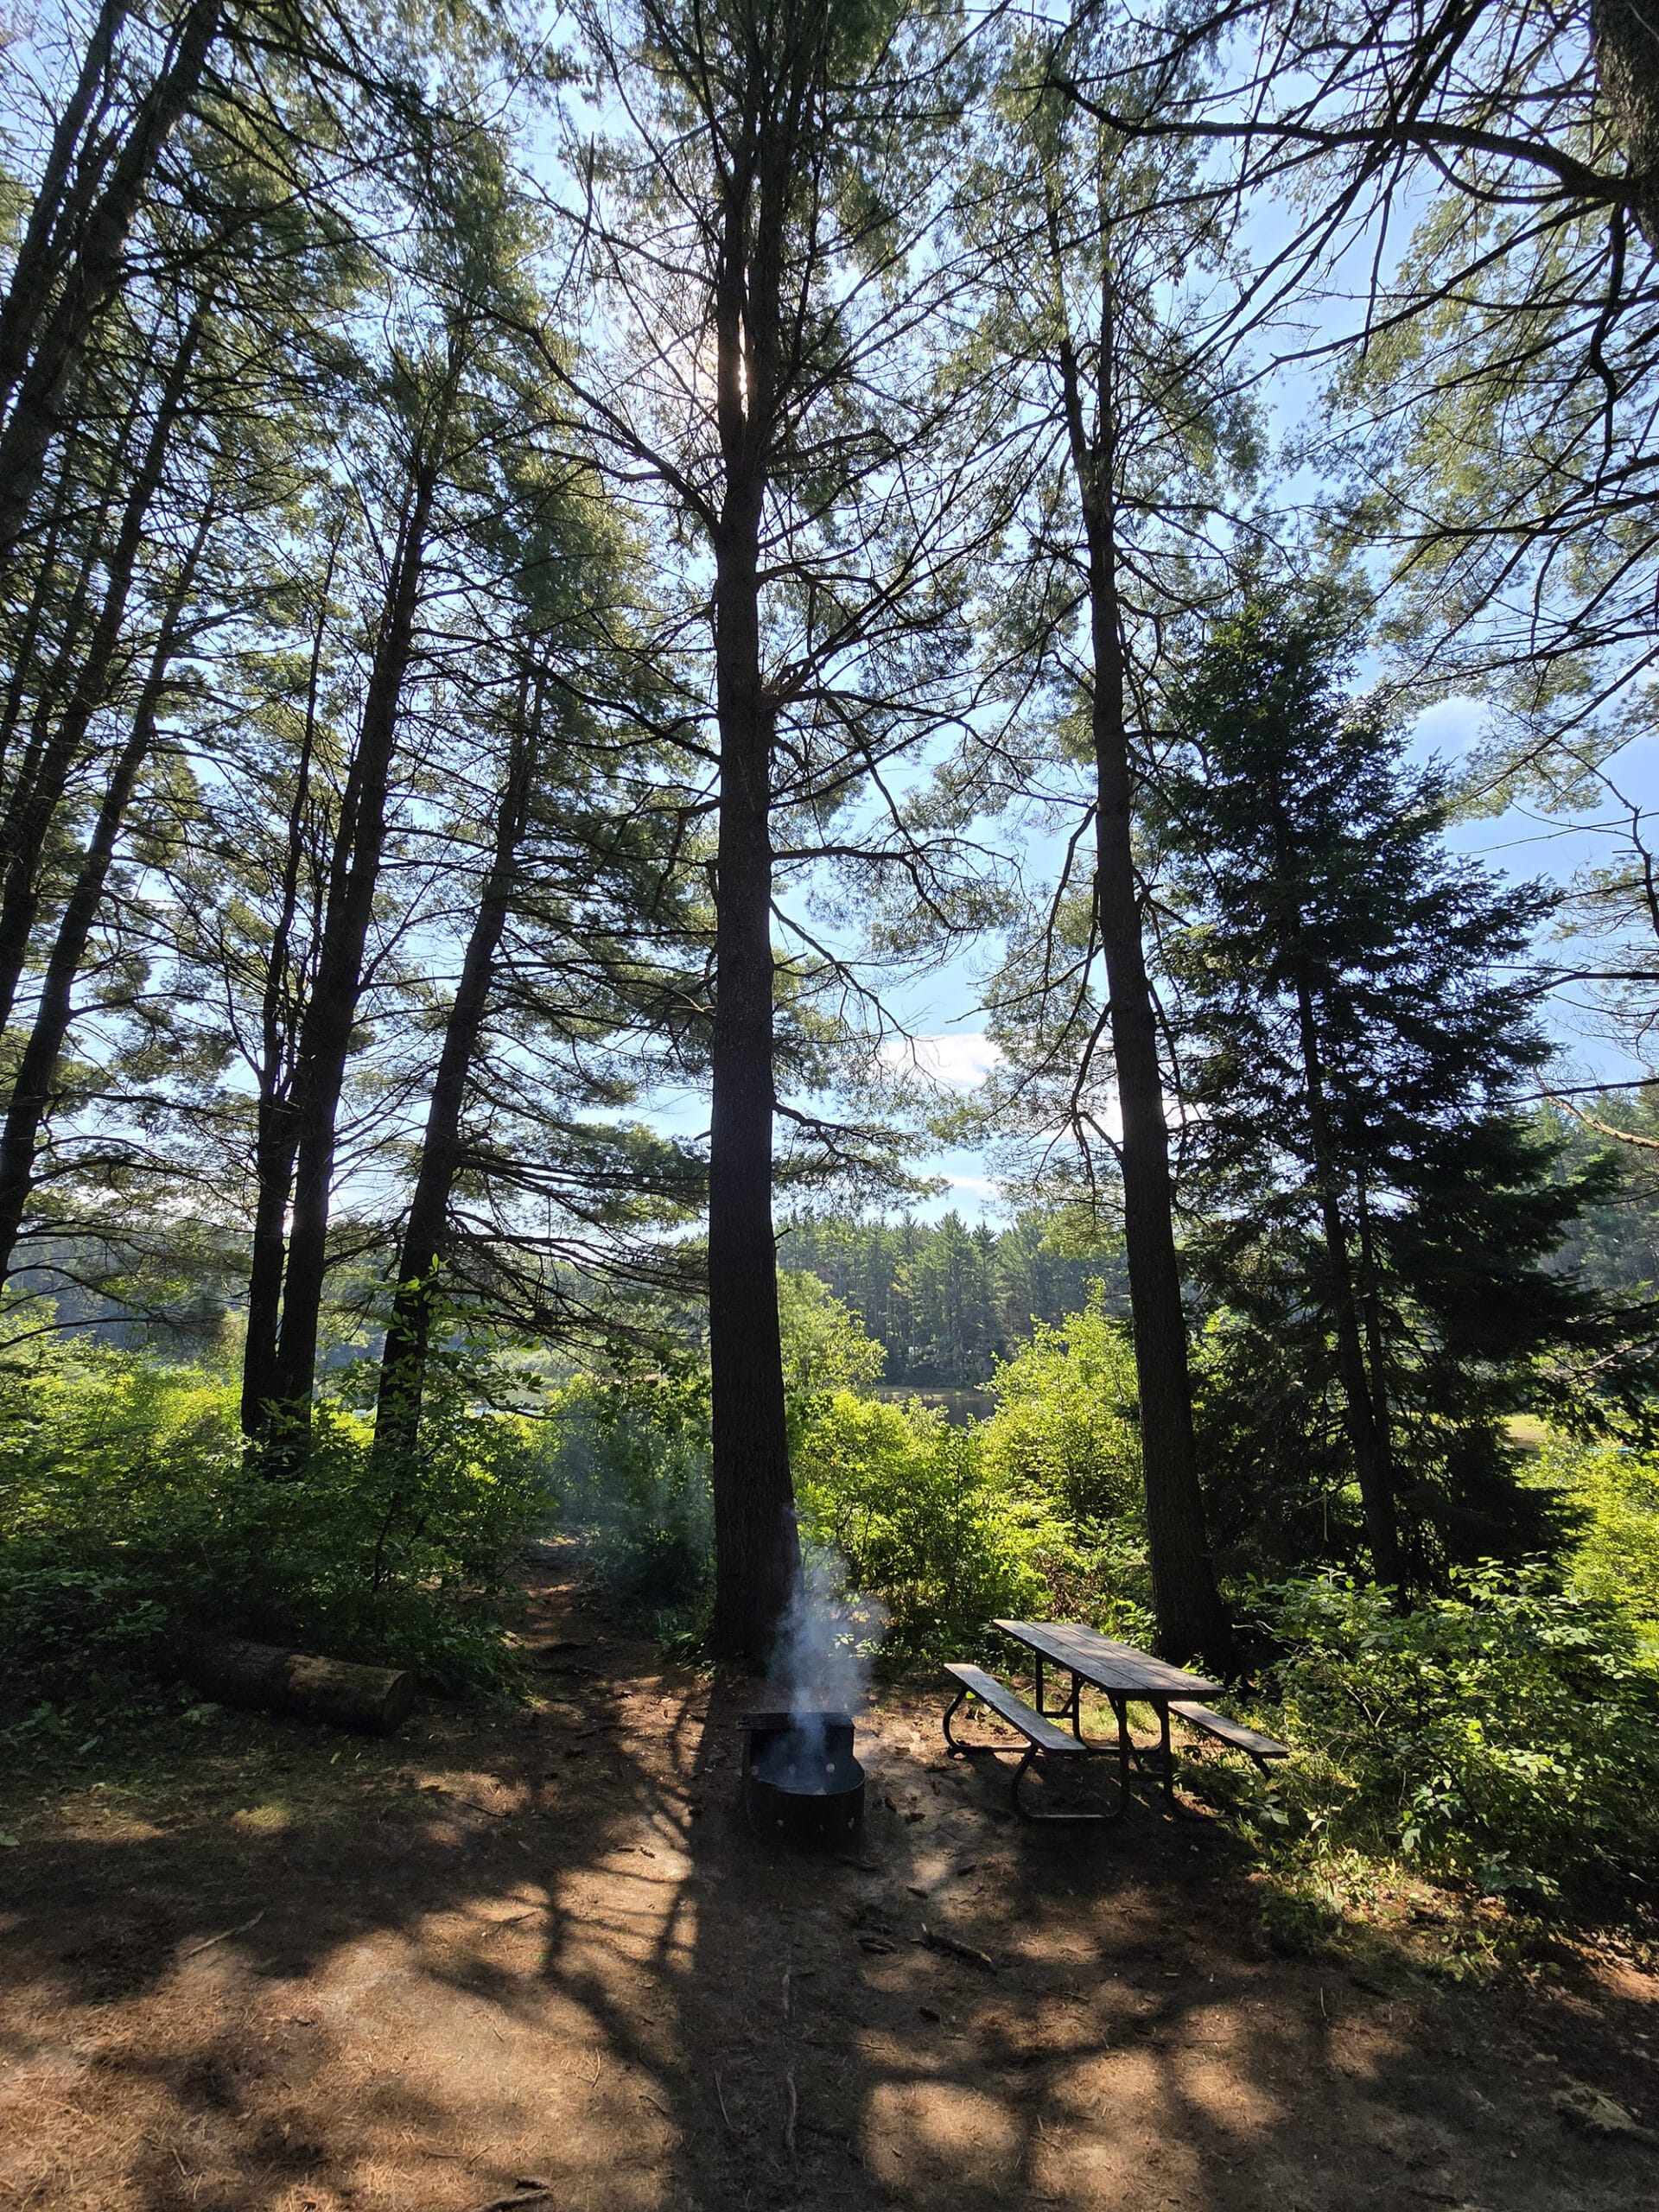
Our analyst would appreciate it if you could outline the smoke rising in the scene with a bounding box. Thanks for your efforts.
[770,1548,887,1770]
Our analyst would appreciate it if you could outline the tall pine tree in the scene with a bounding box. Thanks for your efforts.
[1161,588,1613,1583]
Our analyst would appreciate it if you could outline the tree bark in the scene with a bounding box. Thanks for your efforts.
[0,0,127,422]
[176,1634,416,1732]
[0,505,210,1281]
[373,709,536,1461]
[1052,290,1230,1669]
[0,307,201,1034]
[1592,0,1659,244]
[705,163,798,1663]
[267,445,444,1437]
[0,410,89,791]
[240,533,336,1437]
[0,0,224,569]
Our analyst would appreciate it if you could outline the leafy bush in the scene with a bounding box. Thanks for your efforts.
[794,1389,1061,1661]
[977,1289,1141,1522]
[549,1357,714,1626]
[1251,1567,1659,1897]
[1536,1433,1659,1656]
[550,1280,1155,1665]
[0,1344,550,1711]
[779,1267,886,1430]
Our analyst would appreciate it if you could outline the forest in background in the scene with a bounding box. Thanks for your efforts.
[6,0,1659,1908]
[780,1212,1128,1389]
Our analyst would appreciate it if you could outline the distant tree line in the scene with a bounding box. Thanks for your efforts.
[782,1211,1128,1390]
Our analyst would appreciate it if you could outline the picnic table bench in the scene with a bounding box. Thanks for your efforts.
[942,1618,1287,1825]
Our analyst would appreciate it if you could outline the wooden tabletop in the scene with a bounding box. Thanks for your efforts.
[992,1619,1223,1702]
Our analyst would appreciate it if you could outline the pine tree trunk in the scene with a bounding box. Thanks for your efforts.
[240,537,334,1437]
[704,187,798,1660]
[373,718,533,1461]
[0,0,223,569]
[0,310,199,1033]
[268,462,439,1436]
[1089,609,1229,1663]
[0,0,128,423]
[0,510,207,1281]
[1592,0,1659,244]
[1054,302,1230,1669]
[0,395,139,886]
[242,1098,302,1435]
[0,413,88,789]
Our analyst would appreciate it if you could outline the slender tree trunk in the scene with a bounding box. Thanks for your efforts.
[0,412,88,790]
[0,308,200,1033]
[0,507,208,1278]
[0,0,224,569]
[705,181,798,1663]
[239,537,335,1436]
[0,378,140,850]
[373,711,535,1460]
[1052,294,1230,1668]
[268,459,441,1433]
[1353,1172,1405,1577]
[0,0,126,419]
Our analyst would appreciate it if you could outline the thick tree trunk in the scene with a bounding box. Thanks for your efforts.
[268,463,440,1433]
[1592,0,1659,243]
[704,181,798,1662]
[0,512,207,1281]
[1088,604,1230,1664]
[374,718,533,1461]
[1053,304,1230,1669]
[0,0,223,569]
[242,1101,302,1435]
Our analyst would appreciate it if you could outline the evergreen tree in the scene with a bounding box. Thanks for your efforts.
[1162,588,1615,1582]
[951,10,1254,1661]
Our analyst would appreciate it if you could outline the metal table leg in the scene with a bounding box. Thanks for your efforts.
[1009,1741,1130,1823]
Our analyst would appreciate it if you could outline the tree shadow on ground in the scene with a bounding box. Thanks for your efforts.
[0,1564,1654,2212]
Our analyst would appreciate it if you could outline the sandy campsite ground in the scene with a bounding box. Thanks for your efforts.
[2,1555,1656,2212]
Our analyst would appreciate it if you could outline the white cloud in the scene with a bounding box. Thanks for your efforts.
[879,1033,1004,1088]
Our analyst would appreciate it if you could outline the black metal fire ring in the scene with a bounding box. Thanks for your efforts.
[738,1710,866,1847]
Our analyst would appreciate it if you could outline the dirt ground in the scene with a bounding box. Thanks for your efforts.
[2,1556,1656,2212]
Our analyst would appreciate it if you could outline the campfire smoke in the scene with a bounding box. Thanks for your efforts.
[737,1549,883,1844]
[772,1550,886,1763]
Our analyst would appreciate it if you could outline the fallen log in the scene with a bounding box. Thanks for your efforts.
[177,1634,416,1734]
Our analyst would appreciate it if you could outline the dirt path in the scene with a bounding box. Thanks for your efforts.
[2,1559,1656,2211]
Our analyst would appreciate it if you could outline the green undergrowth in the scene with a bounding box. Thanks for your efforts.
[0,1342,552,1748]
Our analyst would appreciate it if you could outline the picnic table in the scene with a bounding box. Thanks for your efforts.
[942,1618,1287,1824]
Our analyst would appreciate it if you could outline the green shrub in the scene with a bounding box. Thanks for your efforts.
[1536,1433,1659,1656]
[795,1390,1060,1660]
[1251,1567,1659,1897]
[0,1344,550,1711]
[549,1358,714,1627]
[978,1290,1142,1522]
